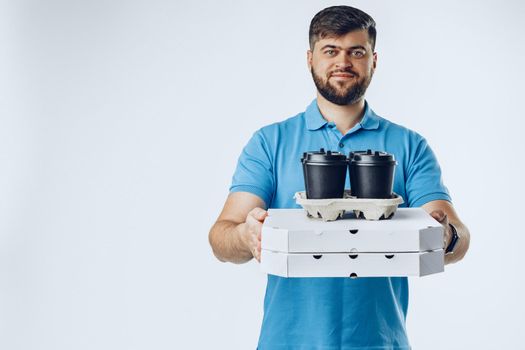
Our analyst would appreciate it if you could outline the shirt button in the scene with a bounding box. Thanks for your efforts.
[339,143,344,148]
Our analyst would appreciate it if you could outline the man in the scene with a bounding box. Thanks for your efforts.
[209,5,470,349]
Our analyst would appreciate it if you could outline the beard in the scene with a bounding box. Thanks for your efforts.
[310,66,373,106]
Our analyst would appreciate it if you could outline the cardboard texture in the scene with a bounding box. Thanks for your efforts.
[294,190,404,221]
[260,207,445,278]
[262,208,444,253]
[260,249,444,277]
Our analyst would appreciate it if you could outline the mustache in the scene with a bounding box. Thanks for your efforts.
[329,69,359,77]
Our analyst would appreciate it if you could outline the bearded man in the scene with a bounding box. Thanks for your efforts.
[209,5,470,349]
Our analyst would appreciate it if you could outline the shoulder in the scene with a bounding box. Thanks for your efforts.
[258,112,305,134]
[254,112,306,145]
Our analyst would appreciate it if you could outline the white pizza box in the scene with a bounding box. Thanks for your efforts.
[260,249,444,278]
[262,208,443,253]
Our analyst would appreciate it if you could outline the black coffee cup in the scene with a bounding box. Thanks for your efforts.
[301,148,348,199]
[349,150,396,198]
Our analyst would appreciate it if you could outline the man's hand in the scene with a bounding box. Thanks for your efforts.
[209,192,268,264]
[241,208,268,262]
[423,200,470,265]
[429,209,452,250]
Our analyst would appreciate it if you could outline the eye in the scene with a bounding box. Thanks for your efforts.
[325,49,336,56]
[352,50,366,58]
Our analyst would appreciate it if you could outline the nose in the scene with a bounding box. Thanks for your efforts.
[334,51,353,69]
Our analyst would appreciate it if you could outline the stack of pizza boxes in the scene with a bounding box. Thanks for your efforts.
[260,206,445,278]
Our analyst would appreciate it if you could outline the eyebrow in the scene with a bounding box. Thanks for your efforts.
[320,44,367,51]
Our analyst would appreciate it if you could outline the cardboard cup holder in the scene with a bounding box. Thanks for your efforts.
[294,190,404,222]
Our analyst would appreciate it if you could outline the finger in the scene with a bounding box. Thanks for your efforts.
[429,209,446,222]
[250,208,268,222]
[442,218,452,248]
[431,212,449,227]
[438,213,449,228]
[246,214,264,229]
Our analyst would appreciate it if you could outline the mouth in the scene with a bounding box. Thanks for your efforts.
[330,72,357,80]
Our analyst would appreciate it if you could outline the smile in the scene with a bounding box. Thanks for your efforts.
[330,73,356,79]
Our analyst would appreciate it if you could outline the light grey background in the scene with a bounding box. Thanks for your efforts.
[1,0,524,349]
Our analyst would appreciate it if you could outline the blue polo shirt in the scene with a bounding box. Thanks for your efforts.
[230,99,451,350]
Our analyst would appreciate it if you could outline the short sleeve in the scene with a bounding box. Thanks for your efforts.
[229,130,275,208]
[405,134,452,207]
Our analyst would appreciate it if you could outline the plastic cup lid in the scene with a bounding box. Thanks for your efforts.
[301,148,347,163]
[349,149,396,164]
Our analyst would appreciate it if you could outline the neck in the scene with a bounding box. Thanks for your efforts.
[316,93,366,135]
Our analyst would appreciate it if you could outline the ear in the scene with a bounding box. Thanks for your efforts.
[372,51,378,69]
[307,49,313,70]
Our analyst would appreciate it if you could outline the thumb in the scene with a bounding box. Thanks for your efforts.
[430,209,446,222]
[251,208,268,222]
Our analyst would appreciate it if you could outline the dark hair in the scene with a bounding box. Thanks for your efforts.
[309,6,376,51]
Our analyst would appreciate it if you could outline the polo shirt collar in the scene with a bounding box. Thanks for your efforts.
[305,98,380,131]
